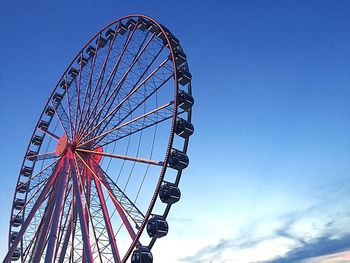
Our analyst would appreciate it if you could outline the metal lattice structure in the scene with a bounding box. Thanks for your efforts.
[4,14,193,263]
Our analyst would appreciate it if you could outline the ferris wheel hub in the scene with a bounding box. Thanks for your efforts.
[55,134,69,156]
[91,145,103,163]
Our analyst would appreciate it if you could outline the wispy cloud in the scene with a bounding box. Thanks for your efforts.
[266,234,350,263]
[179,180,350,263]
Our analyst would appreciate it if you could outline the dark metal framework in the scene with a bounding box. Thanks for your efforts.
[4,14,193,263]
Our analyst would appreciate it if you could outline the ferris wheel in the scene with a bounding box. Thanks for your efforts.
[4,14,194,263]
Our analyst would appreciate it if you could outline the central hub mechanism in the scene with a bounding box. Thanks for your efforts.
[55,134,69,156]
[55,134,103,163]
[91,146,103,164]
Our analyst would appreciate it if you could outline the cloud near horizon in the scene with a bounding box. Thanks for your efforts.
[179,182,350,263]
[302,251,350,263]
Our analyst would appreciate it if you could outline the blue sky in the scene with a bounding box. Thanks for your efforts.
[1,1,350,262]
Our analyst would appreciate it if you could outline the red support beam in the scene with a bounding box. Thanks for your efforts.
[70,157,94,263]
[44,158,69,263]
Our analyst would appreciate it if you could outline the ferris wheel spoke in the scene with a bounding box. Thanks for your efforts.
[92,161,144,234]
[30,186,57,262]
[13,170,54,220]
[81,101,174,148]
[26,158,62,194]
[26,151,58,161]
[92,168,121,262]
[91,63,173,145]
[69,198,78,263]
[73,156,104,263]
[23,188,55,261]
[79,27,151,142]
[77,32,121,136]
[54,180,73,260]
[95,181,139,244]
[28,176,52,195]
[16,158,60,194]
[76,42,114,139]
[84,202,105,263]
[23,216,44,262]
[76,28,122,140]
[70,157,95,263]
[73,53,85,139]
[37,126,60,140]
[63,76,76,138]
[82,173,92,263]
[78,57,170,144]
[89,37,167,142]
[77,25,138,138]
[104,111,188,151]
[77,148,163,167]
[76,26,120,134]
[86,31,155,134]
[76,35,101,138]
[90,101,173,148]
[58,208,73,263]
[76,153,141,237]
[4,157,65,263]
[44,158,69,263]
[49,100,72,140]
[84,170,91,233]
